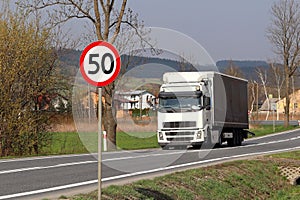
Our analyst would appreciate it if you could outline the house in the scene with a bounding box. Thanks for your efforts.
[51,96,68,111]
[114,90,156,110]
[277,89,300,114]
[36,94,69,112]
[81,91,98,110]
[259,98,279,112]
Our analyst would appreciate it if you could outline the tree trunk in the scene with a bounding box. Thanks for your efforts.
[102,105,117,150]
[102,86,117,150]
[284,74,290,127]
[277,90,281,120]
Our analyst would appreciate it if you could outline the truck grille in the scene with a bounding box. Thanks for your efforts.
[165,131,194,142]
[163,121,196,128]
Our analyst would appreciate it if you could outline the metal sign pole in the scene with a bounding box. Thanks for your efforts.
[98,87,102,200]
[79,41,121,200]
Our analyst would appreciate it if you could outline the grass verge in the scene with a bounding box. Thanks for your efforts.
[249,124,298,138]
[269,150,300,160]
[1,125,298,158]
[38,131,158,155]
[117,132,159,150]
[69,151,300,200]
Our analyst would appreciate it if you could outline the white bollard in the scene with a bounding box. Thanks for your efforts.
[103,131,107,152]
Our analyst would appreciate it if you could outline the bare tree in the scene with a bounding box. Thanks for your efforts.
[18,0,150,149]
[224,60,244,78]
[248,81,256,119]
[267,0,300,127]
[256,68,270,120]
[177,53,197,72]
[269,62,285,120]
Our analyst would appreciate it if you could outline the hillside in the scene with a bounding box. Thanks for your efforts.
[216,60,270,80]
[58,49,300,85]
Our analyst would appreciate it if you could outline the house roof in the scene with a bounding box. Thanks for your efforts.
[115,90,154,96]
[259,98,279,111]
[114,94,138,103]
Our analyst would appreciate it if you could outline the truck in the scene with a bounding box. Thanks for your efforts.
[157,71,252,148]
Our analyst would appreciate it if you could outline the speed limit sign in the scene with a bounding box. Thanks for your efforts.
[80,41,121,87]
[79,41,121,199]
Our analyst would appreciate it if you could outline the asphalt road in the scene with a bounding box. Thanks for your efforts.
[0,129,300,200]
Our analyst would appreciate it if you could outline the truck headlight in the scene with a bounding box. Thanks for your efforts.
[196,131,202,139]
[158,132,164,140]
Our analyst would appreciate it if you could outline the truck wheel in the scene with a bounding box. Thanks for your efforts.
[161,145,167,150]
[192,145,201,149]
[203,128,213,149]
[227,138,234,147]
[235,129,242,146]
[227,130,237,147]
[236,133,242,146]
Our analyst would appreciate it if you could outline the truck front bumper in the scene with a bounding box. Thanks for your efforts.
[157,129,205,146]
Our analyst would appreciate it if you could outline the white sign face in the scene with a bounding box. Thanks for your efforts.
[80,41,121,87]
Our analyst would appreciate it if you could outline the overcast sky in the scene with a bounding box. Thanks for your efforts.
[127,0,275,61]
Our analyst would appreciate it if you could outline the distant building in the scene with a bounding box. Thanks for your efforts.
[36,94,69,112]
[259,98,279,112]
[115,90,156,110]
[277,89,300,114]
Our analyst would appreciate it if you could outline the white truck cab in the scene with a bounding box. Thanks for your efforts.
[157,71,250,148]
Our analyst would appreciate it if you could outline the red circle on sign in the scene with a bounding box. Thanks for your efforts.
[80,41,121,87]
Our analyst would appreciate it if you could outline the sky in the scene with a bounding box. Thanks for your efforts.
[5,0,276,62]
[127,0,275,61]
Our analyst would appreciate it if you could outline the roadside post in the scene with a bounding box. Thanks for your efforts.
[79,41,121,200]
[103,131,107,152]
[271,102,276,132]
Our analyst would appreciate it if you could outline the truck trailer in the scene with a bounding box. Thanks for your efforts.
[157,71,251,148]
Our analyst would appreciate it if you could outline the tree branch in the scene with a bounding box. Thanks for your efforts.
[94,0,103,40]
[109,0,127,44]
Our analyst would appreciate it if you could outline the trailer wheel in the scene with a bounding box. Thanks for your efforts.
[227,129,243,147]
[236,130,242,146]
[192,145,201,149]
[227,129,237,147]
[227,138,234,147]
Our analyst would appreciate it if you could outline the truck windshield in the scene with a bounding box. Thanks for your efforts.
[158,95,202,112]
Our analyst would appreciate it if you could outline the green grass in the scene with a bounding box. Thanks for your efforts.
[269,150,300,160]
[0,131,159,158]
[42,125,297,156]
[117,132,159,150]
[70,156,300,200]
[1,124,298,158]
[38,131,158,155]
[41,132,89,155]
[249,125,298,138]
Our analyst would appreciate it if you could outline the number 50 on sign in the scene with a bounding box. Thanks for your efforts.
[80,41,121,87]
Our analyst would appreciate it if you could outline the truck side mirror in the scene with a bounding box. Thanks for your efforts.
[204,96,211,110]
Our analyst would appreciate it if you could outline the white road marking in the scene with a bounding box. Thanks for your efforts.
[0,129,298,164]
[246,128,300,141]
[0,180,98,200]
[0,161,97,175]
[1,146,299,200]
[0,135,299,175]
[0,153,96,163]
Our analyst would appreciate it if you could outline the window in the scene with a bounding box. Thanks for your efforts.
[294,103,298,109]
